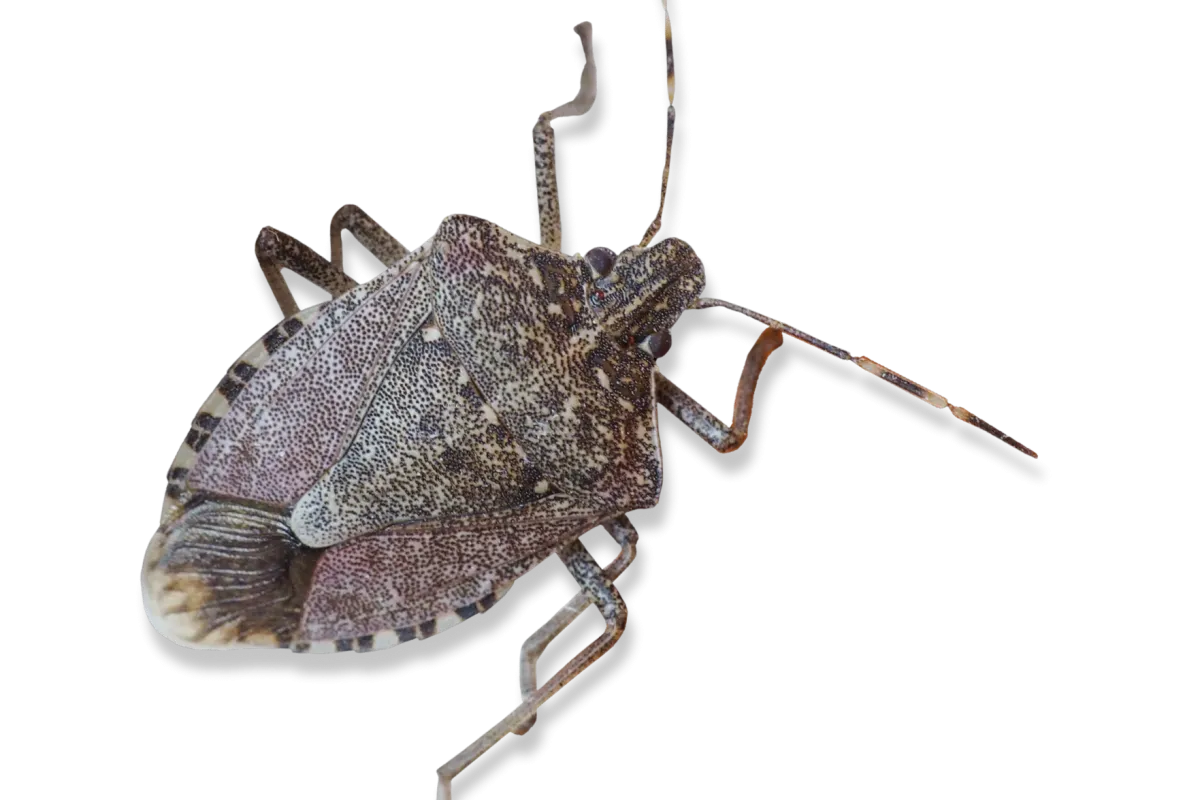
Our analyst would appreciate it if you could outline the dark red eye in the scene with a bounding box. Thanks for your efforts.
[639,331,672,359]
[585,247,616,278]
[590,289,606,305]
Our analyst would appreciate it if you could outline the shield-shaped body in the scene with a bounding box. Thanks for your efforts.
[142,215,702,652]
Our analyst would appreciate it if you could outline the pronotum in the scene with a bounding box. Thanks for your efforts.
[140,7,1041,800]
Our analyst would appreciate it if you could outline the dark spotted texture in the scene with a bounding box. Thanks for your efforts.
[189,268,429,509]
[331,204,410,271]
[655,375,741,454]
[559,538,626,624]
[430,215,704,508]
[217,352,271,410]
[146,216,708,651]
[290,311,554,545]
[533,116,561,250]
[180,352,291,476]
[297,494,605,641]
[589,236,702,344]
[256,224,360,319]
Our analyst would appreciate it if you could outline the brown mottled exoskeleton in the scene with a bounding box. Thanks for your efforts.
[141,4,1036,798]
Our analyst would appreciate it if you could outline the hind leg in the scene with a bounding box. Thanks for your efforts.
[513,515,637,735]
[256,204,407,317]
[436,525,633,800]
[328,203,408,270]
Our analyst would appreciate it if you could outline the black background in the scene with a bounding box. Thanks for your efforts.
[140,7,1051,800]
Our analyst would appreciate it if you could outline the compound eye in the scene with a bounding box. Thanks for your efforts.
[585,247,617,279]
[638,330,672,359]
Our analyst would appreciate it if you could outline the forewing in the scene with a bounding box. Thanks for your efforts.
[297,495,608,645]
[187,250,434,507]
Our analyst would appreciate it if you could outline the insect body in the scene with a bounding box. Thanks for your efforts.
[142,5,1035,798]
[145,214,697,644]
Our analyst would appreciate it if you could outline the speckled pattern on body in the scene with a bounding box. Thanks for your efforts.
[143,215,705,651]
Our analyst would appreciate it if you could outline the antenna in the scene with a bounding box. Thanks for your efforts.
[639,0,675,248]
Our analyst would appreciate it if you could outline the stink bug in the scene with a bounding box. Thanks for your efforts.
[142,4,1041,796]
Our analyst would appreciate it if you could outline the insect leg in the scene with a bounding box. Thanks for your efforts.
[533,21,597,251]
[696,297,1041,460]
[255,226,358,318]
[656,327,785,453]
[435,539,627,800]
[513,515,638,735]
[329,204,408,271]
[638,0,676,248]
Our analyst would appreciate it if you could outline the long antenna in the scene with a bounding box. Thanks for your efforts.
[696,298,1041,462]
[638,0,676,247]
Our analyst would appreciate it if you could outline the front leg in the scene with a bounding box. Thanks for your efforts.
[533,22,597,251]
[657,327,784,452]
